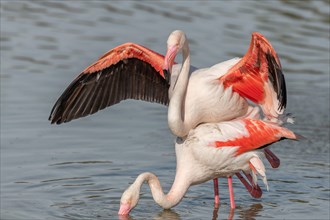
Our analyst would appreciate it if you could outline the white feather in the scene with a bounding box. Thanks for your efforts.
[250,157,269,191]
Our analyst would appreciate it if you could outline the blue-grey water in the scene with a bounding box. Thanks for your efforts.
[1,1,329,219]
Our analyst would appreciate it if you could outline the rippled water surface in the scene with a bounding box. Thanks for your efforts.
[1,1,329,219]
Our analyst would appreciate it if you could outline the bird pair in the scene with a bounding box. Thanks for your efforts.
[49,30,298,216]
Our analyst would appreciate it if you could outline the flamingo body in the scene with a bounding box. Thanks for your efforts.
[164,30,286,137]
[169,58,249,132]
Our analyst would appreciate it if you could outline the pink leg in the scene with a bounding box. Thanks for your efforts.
[227,176,236,209]
[228,207,235,220]
[213,178,220,206]
[264,148,280,168]
[243,173,262,198]
[236,172,262,198]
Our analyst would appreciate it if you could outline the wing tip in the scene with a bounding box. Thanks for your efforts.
[48,113,62,124]
[265,52,287,112]
[48,98,64,124]
[251,32,264,38]
[49,115,70,125]
[48,116,55,124]
[294,133,306,141]
[253,32,282,67]
[251,32,270,45]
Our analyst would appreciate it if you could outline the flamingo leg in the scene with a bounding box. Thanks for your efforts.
[236,172,262,198]
[244,173,263,198]
[212,200,219,219]
[228,207,235,220]
[264,148,280,168]
[227,176,236,209]
[213,178,220,207]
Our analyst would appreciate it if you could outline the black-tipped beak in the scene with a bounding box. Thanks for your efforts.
[163,69,171,84]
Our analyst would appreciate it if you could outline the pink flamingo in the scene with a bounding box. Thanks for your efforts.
[118,111,298,215]
[49,30,285,206]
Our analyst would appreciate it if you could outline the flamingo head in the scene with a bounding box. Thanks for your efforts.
[163,30,187,83]
[118,185,140,216]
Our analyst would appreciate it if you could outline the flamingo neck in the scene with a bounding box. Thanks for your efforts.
[168,41,191,138]
[130,171,190,210]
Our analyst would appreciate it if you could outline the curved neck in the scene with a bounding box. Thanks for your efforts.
[168,41,191,138]
[133,171,190,209]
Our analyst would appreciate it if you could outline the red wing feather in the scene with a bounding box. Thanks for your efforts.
[49,43,169,124]
[215,119,296,156]
[83,43,165,77]
[220,32,287,118]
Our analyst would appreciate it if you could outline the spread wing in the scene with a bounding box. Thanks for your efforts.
[220,32,286,119]
[49,43,169,124]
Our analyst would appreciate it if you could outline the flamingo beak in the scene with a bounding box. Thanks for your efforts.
[163,45,178,84]
[118,203,131,216]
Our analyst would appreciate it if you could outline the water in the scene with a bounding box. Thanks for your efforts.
[1,1,329,219]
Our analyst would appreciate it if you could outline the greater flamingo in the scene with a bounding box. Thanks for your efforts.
[48,30,286,207]
[118,113,298,215]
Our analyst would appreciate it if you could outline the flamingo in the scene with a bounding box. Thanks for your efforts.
[118,112,298,215]
[48,30,285,206]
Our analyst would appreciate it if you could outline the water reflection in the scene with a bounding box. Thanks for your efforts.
[211,203,263,220]
[236,203,263,220]
[118,214,134,220]
[117,209,182,220]
[116,203,264,220]
[154,210,181,220]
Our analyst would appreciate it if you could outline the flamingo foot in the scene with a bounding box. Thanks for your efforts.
[264,148,280,168]
[236,172,262,198]
[228,176,236,209]
[213,178,220,207]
